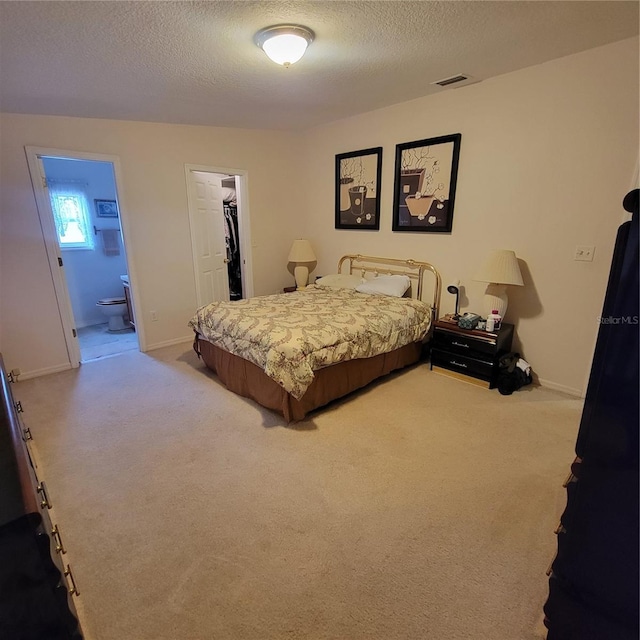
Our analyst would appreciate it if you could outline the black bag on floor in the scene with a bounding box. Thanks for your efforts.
[497,352,532,395]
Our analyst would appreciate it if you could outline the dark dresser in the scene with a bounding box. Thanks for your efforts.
[430,317,514,388]
[543,190,639,639]
[0,354,83,640]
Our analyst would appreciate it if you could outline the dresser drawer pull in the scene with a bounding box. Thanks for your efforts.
[451,341,469,349]
[64,564,80,597]
[23,427,33,441]
[15,401,24,413]
[546,552,556,576]
[451,360,468,369]
[52,524,67,554]
[37,481,53,509]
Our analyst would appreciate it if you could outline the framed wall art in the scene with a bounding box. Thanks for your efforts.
[392,133,461,233]
[94,199,119,218]
[335,147,382,230]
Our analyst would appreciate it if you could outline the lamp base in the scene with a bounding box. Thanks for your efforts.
[483,283,508,319]
[294,264,309,290]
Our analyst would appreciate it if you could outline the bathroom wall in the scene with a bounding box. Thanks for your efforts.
[42,157,129,328]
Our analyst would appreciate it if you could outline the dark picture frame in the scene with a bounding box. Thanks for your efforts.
[94,199,119,218]
[392,133,461,233]
[335,147,382,230]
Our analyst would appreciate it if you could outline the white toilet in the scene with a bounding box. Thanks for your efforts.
[96,297,128,332]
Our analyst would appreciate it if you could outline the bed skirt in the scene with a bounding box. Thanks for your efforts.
[193,334,423,423]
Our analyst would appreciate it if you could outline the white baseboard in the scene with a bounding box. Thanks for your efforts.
[15,337,194,379]
[18,362,73,381]
[537,377,584,398]
[145,335,194,352]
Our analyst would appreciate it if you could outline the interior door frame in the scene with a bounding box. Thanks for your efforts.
[24,146,146,367]
[184,164,254,304]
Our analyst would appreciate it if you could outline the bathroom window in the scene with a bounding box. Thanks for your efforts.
[48,182,94,250]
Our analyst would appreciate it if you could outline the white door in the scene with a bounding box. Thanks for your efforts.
[186,170,230,307]
[26,153,83,366]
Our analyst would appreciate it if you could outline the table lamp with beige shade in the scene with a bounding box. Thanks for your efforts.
[288,239,317,289]
[474,249,524,318]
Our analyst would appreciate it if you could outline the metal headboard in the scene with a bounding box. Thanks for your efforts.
[337,254,442,325]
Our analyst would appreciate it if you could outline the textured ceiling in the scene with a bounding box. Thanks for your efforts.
[0,1,637,131]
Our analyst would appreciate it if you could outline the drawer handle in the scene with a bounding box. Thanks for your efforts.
[451,341,469,349]
[451,360,468,369]
[23,427,33,441]
[52,524,67,554]
[64,564,80,597]
[37,481,52,510]
[546,552,556,577]
[15,401,24,413]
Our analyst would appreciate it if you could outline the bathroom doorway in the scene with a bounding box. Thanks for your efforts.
[25,148,142,365]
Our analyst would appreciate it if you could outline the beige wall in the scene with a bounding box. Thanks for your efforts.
[299,37,639,395]
[1,37,637,393]
[0,115,304,375]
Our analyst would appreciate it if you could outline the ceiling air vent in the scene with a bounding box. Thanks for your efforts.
[431,74,475,88]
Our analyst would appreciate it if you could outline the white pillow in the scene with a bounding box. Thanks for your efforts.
[356,275,411,297]
[315,273,364,289]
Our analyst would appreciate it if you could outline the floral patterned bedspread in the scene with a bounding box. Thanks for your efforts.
[188,285,432,400]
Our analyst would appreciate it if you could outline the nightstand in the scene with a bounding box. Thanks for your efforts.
[430,317,514,388]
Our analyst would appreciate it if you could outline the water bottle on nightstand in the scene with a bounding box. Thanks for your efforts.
[486,310,502,332]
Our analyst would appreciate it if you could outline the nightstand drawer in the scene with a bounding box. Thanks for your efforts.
[433,329,497,357]
[430,348,494,382]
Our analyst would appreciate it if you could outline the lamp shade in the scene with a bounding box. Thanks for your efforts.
[474,250,524,286]
[288,239,316,264]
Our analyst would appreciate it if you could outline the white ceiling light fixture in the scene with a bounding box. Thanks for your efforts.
[254,24,315,67]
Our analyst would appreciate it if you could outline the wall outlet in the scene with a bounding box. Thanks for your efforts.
[150,310,158,321]
[574,245,595,262]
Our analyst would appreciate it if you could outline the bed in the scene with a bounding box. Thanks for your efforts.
[189,254,441,422]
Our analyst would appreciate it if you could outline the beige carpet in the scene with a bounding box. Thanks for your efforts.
[14,343,581,640]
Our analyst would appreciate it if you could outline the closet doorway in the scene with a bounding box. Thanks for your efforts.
[185,165,253,307]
